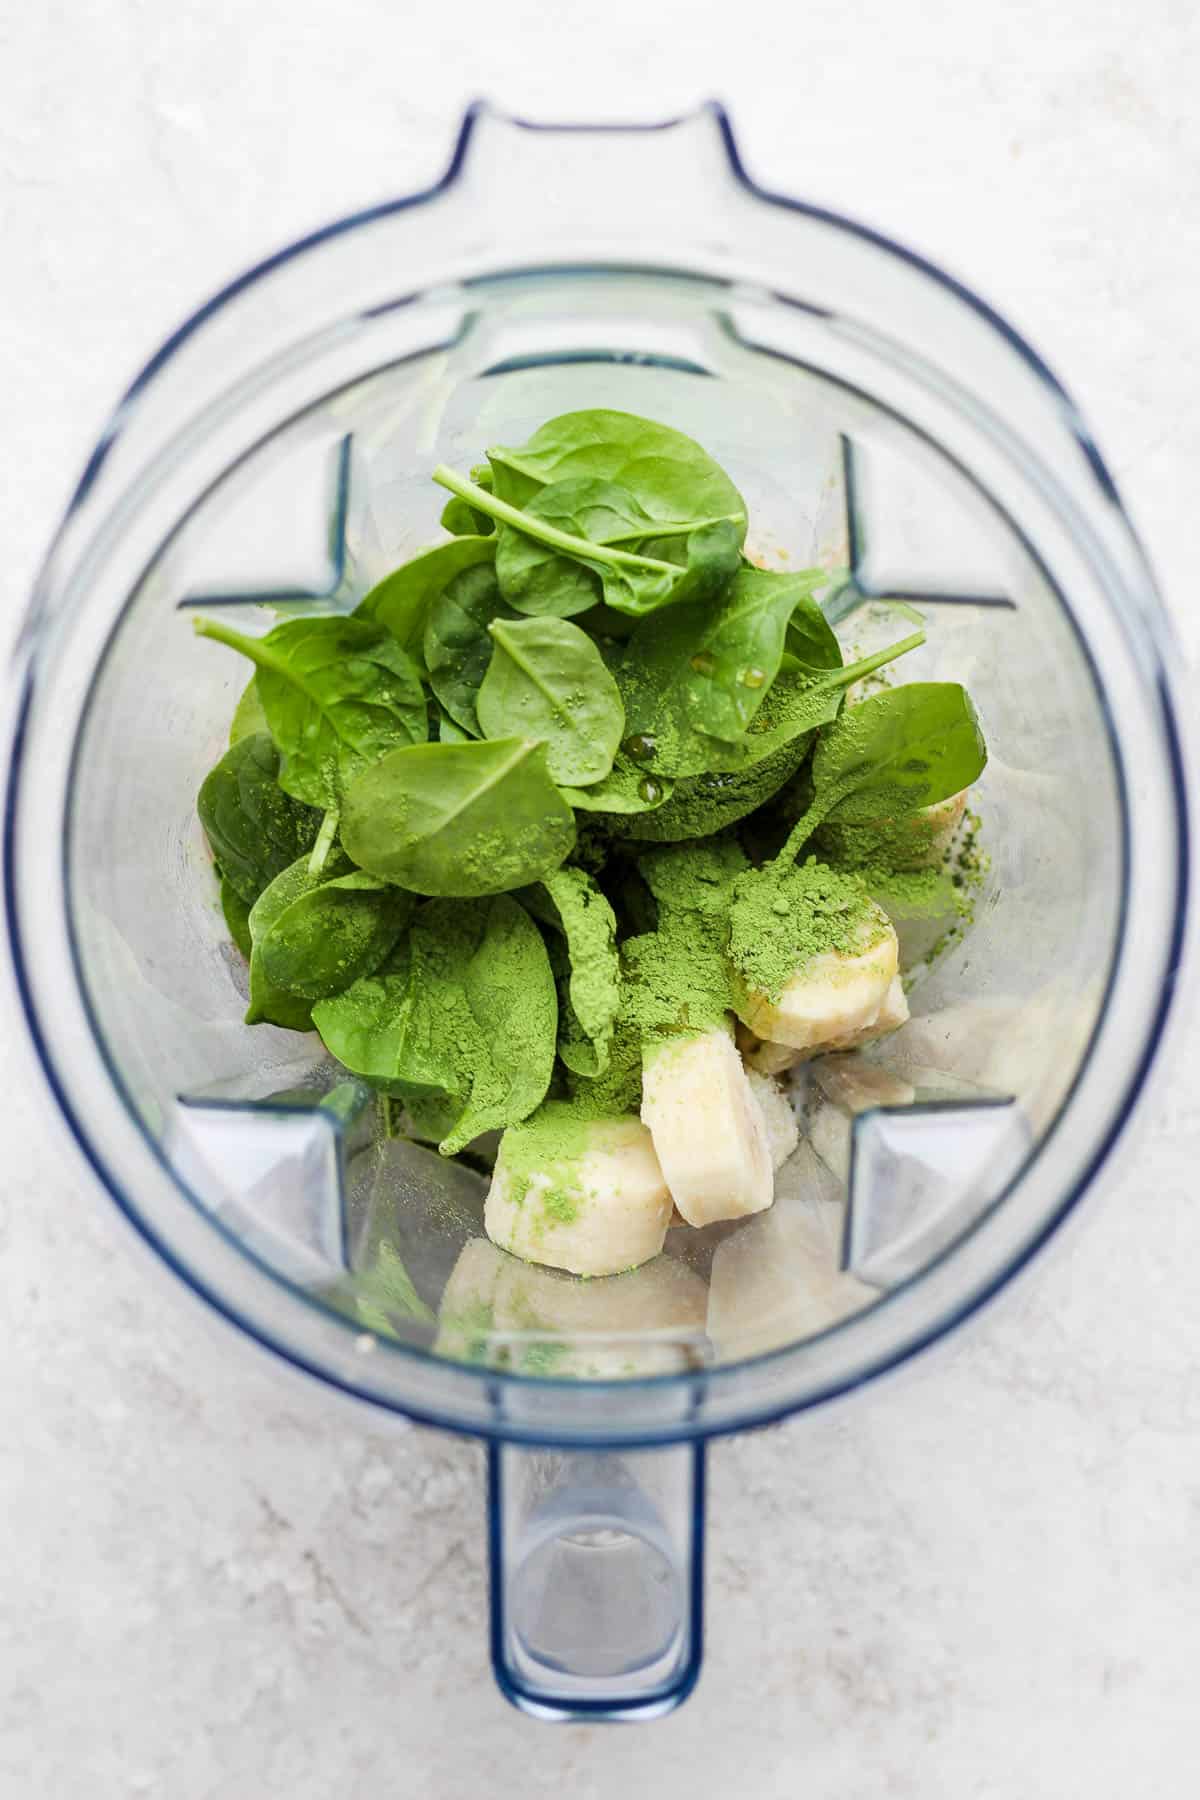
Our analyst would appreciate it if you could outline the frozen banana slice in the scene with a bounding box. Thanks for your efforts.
[484,1106,672,1277]
[493,1254,708,1378]
[434,1238,708,1376]
[641,1024,774,1228]
[735,1019,804,1077]
[735,914,899,1053]
[822,972,910,1054]
[746,1068,800,1170]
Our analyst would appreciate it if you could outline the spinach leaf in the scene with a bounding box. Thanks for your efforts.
[423,561,516,736]
[434,466,742,618]
[341,738,575,896]
[494,477,744,619]
[440,463,497,537]
[476,617,624,787]
[776,682,988,863]
[194,616,428,812]
[220,875,254,959]
[197,732,322,904]
[244,852,350,1030]
[676,564,838,742]
[258,870,415,1000]
[613,731,816,843]
[485,409,747,537]
[434,705,471,745]
[313,895,557,1156]
[355,536,496,657]
[559,753,675,815]
[618,618,925,778]
[785,590,844,671]
[310,946,418,1094]
[228,675,268,745]
[528,866,620,1077]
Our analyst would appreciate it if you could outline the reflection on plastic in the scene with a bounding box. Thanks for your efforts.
[437,1239,709,1378]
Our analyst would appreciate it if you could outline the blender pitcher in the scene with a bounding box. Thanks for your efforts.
[5,105,1190,1720]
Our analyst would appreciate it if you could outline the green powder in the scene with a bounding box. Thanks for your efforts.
[637,838,749,919]
[541,1188,582,1225]
[816,811,938,871]
[620,929,731,1039]
[815,799,987,926]
[500,842,751,1216]
[616,732,815,843]
[620,839,747,1039]
[495,1100,599,1220]
[537,865,620,1076]
[566,1014,645,1117]
[727,856,890,1001]
[519,1340,572,1375]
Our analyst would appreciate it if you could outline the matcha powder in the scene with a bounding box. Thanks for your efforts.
[728,856,888,1001]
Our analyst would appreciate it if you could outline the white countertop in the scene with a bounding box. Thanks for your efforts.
[3,3,1199,1791]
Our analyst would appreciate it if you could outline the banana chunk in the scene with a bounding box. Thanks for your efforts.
[746,1068,800,1170]
[735,1019,803,1077]
[641,1024,774,1227]
[822,972,910,1053]
[497,1253,708,1378]
[435,1238,708,1376]
[484,1107,671,1277]
[736,916,899,1053]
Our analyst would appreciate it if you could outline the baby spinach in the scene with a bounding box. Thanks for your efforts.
[220,876,254,959]
[341,737,575,896]
[776,682,988,863]
[528,866,620,1077]
[245,852,350,1030]
[440,463,497,537]
[619,608,925,779]
[313,895,557,1155]
[434,466,742,618]
[194,615,427,812]
[494,476,745,619]
[485,409,747,536]
[559,753,675,815]
[228,675,268,745]
[423,561,516,736]
[614,731,816,843]
[310,946,418,1095]
[476,617,625,786]
[257,870,415,1000]
[434,705,471,745]
[197,732,323,904]
[785,589,845,672]
[356,535,496,657]
[675,564,839,742]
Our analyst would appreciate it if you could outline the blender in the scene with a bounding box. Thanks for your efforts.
[4,104,1190,1719]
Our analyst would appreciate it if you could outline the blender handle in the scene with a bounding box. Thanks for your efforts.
[487,1439,706,1720]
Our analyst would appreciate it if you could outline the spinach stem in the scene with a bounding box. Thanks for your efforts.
[829,629,926,689]
[772,801,831,870]
[769,631,926,869]
[432,465,683,576]
[308,807,339,877]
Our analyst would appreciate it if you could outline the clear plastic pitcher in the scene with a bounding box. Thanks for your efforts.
[5,105,1190,1719]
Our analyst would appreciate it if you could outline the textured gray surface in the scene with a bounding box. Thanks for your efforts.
[3,3,1199,1791]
